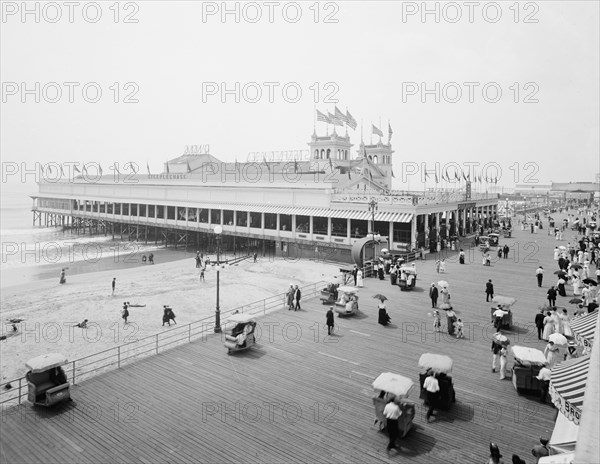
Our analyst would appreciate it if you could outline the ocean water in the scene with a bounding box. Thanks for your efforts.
[0,182,188,289]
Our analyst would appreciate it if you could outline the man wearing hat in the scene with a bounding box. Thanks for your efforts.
[326,306,334,335]
[535,266,544,287]
[429,283,438,308]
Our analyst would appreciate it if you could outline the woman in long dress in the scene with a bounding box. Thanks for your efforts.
[544,341,561,368]
[557,279,567,297]
[553,247,559,260]
[581,285,590,306]
[551,309,562,334]
[572,276,581,296]
[560,309,573,337]
[542,312,554,341]
[357,269,364,288]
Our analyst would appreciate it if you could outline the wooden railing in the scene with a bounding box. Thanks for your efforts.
[0,280,326,407]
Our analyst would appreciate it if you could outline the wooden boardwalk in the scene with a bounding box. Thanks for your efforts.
[2,218,578,464]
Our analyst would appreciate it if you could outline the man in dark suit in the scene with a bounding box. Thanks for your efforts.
[547,286,557,307]
[429,283,439,308]
[294,285,302,311]
[534,309,545,340]
[326,307,334,335]
[352,265,358,286]
[503,245,509,259]
[486,280,494,302]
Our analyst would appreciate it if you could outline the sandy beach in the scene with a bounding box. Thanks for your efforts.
[0,253,340,383]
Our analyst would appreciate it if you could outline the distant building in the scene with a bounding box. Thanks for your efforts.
[31,128,499,264]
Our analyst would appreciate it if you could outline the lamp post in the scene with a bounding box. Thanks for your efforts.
[367,199,381,265]
[213,225,222,333]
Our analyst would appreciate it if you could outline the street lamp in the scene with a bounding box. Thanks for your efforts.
[368,199,378,235]
[213,225,223,333]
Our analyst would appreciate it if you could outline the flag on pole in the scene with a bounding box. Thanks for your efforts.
[335,106,348,124]
[263,156,270,172]
[372,124,383,137]
[316,110,330,124]
[146,162,151,175]
[329,112,344,127]
[388,122,393,142]
[346,110,357,130]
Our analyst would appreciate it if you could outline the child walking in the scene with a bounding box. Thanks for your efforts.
[433,310,441,332]
[455,318,464,338]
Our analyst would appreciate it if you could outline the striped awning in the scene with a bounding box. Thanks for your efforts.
[570,310,598,349]
[550,355,590,425]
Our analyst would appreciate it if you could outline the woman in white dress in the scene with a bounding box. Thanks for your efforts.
[553,247,559,260]
[559,309,573,337]
[582,263,590,280]
[356,269,364,287]
[544,341,561,368]
[581,285,590,306]
[542,311,554,341]
[572,275,581,296]
[551,309,562,334]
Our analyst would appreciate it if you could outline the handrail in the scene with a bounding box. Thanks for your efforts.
[0,280,327,406]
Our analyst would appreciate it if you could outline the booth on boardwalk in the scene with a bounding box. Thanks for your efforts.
[511,345,546,393]
[371,372,416,438]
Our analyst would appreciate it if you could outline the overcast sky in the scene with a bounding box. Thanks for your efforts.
[1,1,598,189]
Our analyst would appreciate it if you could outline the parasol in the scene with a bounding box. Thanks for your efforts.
[372,294,388,301]
[25,353,68,373]
[511,346,546,366]
[558,246,566,250]
[549,333,568,346]
[337,286,358,294]
[583,278,597,286]
[570,264,582,270]
[372,373,414,398]
[418,353,453,373]
[493,333,510,346]
[558,279,566,285]
[492,295,517,306]
[554,270,567,276]
[569,298,583,304]
[437,280,448,288]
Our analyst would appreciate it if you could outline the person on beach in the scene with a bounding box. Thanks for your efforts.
[74,319,88,328]
[112,278,116,295]
[162,306,176,326]
[59,269,66,284]
[429,283,438,308]
[326,306,334,335]
[459,249,465,264]
[142,255,147,264]
[148,253,154,264]
[253,252,258,262]
[121,302,129,324]
[294,285,302,311]
[200,268,205,282]
[536,266,544,287]
[287,284,295,311]
[195,252,202,268]
[485,280,494,302]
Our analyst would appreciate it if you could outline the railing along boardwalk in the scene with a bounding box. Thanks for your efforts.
[0,281,326,407]
[1,212,572,463]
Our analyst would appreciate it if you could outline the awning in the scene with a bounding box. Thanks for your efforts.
[549,411,578,455]
[570,310,598,349]
[550,355,590,425]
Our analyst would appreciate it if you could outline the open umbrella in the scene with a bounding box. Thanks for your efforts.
[558,246,566,250]
[569,298,583,304]
[25,353,68,373]
[554,270,567,276]
[372,373,414,398]
[372,294,388,301]
[570,264,583,270]
[492,295,517,306]
[549,333,568,346]
[418,353,453,373]
[493,333,510,346]
[583,278,597,286]
[437,280,448,288]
